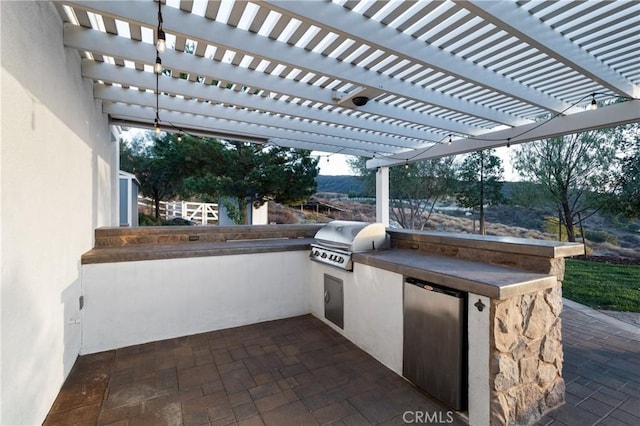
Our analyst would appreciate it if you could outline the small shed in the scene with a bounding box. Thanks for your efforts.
[119,171,140,227]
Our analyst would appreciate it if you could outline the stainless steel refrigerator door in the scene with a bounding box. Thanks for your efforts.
[324,274,344,329]
[403,280,465,411]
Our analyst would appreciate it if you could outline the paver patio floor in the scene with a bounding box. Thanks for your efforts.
[44,302,638,425]
[43,314,465,426]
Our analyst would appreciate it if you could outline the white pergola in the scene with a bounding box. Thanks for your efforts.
[57,0,640,223]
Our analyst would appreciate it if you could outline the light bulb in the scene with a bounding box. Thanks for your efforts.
[154,118,160,134]
[154,56,163,74]
[590,96,597,110]
[404,160,409,170]
[177,135,182,142]
[448,135,452,145]
[156,29,166,53]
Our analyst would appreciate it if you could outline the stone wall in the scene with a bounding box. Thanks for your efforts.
[490,283,565,425]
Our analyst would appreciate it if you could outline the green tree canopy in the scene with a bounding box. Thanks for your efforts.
[120,134,185,218]
[456,149,504,235]
[186,141,319,223]
[611,131,640,218]
[512,129,622,242]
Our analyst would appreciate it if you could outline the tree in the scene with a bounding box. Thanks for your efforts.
[184,141,319,224]
[612,132,640,218]
[512,130,621,242]
[120,134,185,218]
[121,134,319,224]
[456,149,504,235]
[349,157,456,229]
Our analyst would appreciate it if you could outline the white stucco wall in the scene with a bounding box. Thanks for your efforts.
[81,251,312,354]
[467,294,490,426]
[310,262,404,375]
[1,2,116,424]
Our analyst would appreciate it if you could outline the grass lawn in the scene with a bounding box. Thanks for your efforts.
[563,259,640,312]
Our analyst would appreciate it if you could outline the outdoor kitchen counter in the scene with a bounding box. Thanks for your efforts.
[81,237,316,264]
[82,224,323,264]
[353,249,558,300]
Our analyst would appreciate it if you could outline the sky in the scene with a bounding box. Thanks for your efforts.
[314,147,520,181]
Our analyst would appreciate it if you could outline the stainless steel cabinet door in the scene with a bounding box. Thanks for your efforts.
[403,279,466,411]
[324,274,344,329]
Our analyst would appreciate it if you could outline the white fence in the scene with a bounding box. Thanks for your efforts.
[138,198,219,225]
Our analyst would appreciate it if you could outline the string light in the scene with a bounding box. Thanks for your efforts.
[156,0,166,53]
[157,29,166,53]
[590,93,597,110]
[177,134,182,142]
[448,134,452,145]
[153,2,163,134]
[154,56,163,74]
[404,160,409,170]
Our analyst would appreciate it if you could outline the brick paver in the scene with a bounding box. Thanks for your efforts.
[44,302,639,426]
[536,301,640,425]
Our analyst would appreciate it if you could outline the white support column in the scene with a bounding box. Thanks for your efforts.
[375,166,389,226]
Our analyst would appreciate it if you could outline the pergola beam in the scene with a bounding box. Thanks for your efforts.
[103,99,408,156]
[367,100,640,168]
[95,85,409,154]
[82,61,441,148]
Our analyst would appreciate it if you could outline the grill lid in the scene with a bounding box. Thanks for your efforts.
[313,220,388,252]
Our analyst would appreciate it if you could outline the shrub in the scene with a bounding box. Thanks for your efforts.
[618,234,640,249]
[543,217,569,241]
[584,230,617,245]
[139,213,168,226]
[627,223,640,232]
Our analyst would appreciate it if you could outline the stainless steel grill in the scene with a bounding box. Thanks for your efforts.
[310,221,388,271]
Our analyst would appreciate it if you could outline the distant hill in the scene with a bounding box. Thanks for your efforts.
[315,175,365,195]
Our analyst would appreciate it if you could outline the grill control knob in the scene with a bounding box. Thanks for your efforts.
[321,252,327,258]
[312,250,320,257]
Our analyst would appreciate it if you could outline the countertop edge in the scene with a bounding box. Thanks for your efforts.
[81,239,314,264]
[388,229,585,258]
[353,250,557,300]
